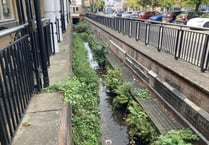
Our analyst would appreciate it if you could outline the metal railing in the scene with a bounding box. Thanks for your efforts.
[0,24,32,145]
[0,18,55,145]
[86,14,209,72]
[56,18,61,42]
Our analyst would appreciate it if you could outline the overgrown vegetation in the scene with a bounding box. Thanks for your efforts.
[75,21,106,68]
[46,31,101,144]
[105,67,123,94]
[105,67,159,144]
[47,21,199,145]
[134,88,150,100]
[154,129,199,145]
[104,67,199,145]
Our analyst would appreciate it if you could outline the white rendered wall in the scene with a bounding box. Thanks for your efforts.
[43,0,59,52]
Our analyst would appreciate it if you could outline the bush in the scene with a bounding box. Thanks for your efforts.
[75,21,91,33]
[154,129,199,145]
[105,67,123,94]
[112,83,131,109]
[126,100,158,144]
[79,32,89,42]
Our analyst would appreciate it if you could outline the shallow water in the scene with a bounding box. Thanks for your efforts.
[84,42,99,69]
[84,42,129,145]
[99,81,129,145]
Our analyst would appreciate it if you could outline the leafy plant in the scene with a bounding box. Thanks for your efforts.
[112,83,131,109]
[79,32,89,42]
[88,35,107,68]
[74,21,91,34]
[105,67,123,94]
[126,100,158,144]
[154,129,199,145]
[134,88,150,100]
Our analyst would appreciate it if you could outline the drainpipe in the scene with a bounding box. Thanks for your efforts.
[33,0,49,87]
[43,0,59,52]
[64,0,68,28]
[55,0,63,41]
[60,0,66,32]
[66,0,71,23]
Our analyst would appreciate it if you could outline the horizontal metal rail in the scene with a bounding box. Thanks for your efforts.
[86,13,209,72]
[0,24,28,38]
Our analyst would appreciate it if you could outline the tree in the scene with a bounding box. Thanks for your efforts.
[90,0,105,12]
[123,0,141,10]
[96,0,105,11]
[158,0,173,11]
[138,0,152,9]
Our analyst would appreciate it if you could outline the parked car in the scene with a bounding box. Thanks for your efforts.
[162,11,182,23]
[149,13,166,22]
[175,11,205,24]
[116,11,124,17]
[187,13,209,29]
[122,11,133,18]
[138,11,161,19]
[129,11,142,19]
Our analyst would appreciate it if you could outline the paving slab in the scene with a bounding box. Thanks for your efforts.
[11,24,71,145]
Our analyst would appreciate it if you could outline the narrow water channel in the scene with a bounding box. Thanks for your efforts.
[84,42,129,145]
[99,81,129,145]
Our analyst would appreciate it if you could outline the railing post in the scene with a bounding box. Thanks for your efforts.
[128,19,132,38]
[60,0,66,32]
[25,0,42,91]
[174,29,183,60]
[16,0,25,24]
[34,0,49,87]
[135,21,140,41]
[145,23,150,45]
[123,18,126,35]
[118,17,121,33]
[50,23,56,54]
[200,34,209,72]
[0,98,10,145]
[157,25,163,51]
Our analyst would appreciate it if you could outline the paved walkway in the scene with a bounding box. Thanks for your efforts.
[11,25,71,145]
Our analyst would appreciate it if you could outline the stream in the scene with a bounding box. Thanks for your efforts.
[84,42,129,145]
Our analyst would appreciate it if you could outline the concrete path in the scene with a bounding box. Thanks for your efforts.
[11,25,71,145]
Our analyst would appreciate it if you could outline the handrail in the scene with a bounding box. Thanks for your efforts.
[0,23,28,38]
[0,18,50,39]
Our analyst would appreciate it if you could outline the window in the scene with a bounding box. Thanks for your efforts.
[0,0,13,20]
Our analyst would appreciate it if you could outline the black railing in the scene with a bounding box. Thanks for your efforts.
[43,19,55,66]
[0,19,54,145]
[0,25,33,145]
[86,14,209,72]
[56,18,61,42]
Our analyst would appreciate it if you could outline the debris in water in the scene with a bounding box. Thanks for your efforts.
[105,140,112,145]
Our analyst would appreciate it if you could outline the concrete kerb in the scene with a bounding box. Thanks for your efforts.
[58,24,73,145]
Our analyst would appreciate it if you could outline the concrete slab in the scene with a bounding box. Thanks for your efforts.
[11,24,72,145]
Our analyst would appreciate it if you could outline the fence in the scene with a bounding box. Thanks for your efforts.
[86,14,209,72]
[0,18,55,145]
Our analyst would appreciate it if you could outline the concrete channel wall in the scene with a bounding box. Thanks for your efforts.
[84,17,209,144]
